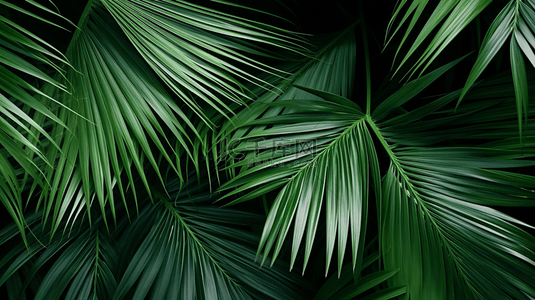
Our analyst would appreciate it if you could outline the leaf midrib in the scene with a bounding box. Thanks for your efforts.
[282,117,366,188]
[366,117,481,298]
[159,197,243,290]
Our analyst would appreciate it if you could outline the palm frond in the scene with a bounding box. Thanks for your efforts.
[0,174,309,300]
[3,1,535,299]
[0,0,70,243]
[387,0,535,138]
[0,213,75,300]
[218,28,368,277]
[34,230,118,300]
[366,75,535,298]
[374,146,535,299]
[39,3,200,233]
[116,175,309,300]
[114,202,305,300]
[100,0,309,125]
[385,0,492,77]
[458,0,535,139]
[217,26,358,176]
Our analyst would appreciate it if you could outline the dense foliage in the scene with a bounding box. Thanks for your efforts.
[1,0,535,299]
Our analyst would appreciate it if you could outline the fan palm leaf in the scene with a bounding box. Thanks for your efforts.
[45,3,195,229]
[0,0,74,244]
[28,0,308,234]
[219,44,463,276]
[220,34,535,297]
[218,27,368,277]
[360,69,535,298]
[100,0,308,125]
[2,1,535,299]
[387,0,535,139]
[0,174,309,300]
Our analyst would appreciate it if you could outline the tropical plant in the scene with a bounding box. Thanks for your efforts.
[1,0,535,299]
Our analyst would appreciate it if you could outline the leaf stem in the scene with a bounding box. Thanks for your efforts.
[359,2,372,115]
[160,197,242,288]
[366,116,480,296]
[66,0,93,56]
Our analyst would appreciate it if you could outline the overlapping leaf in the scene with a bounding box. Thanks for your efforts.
[458,0,535,139]
[218,28,377,277]
[313,239,406,300]
[33,230,119,300]
[0,0,72,243]
[377,148,535,300]
[387,0,535,138]
[0,174,309,300]
[379,69,535,148]
[2,1,535,299]
[218,26,358,193]
[101,0,308,125]
[368,75,535,299]
[385,0,492,77]
[38,3,199,233]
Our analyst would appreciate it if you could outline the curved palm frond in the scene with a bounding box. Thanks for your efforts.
[0,0,73,243]
[34,229,119,300]
[3,1,535,299]
[366,69,535,299]
[374,146,535,299]
[458,0,535,134]
[217,25,358,180]
[218,27,369,277]
[387,0,535,138]
[31,0,313,234]
[0,173,310,300]
[213,24,358,133]
[378,69,535,148]
[38,2,202,233]
[219,47,535,297]
[250,111,374,278]
[385,0,492,77]
[100,0,309,126]
[219,52,465,278]
[114,201,308,300]
[0,212,76,299]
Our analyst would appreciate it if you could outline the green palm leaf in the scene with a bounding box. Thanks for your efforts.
[100,0,308,125]
[218,27,369,277]
[114,175,309,300]
[376,147,535,299]
[367,73,535,298]
[0,0,72,244]
[34,230,118,300]
[387,0,535,139]
[3,1,535,299]
[458,0,535,140]
[39,3,199,233]
[0,174,310,300]
[219,53,465,279]
[385,0,492,78]
[32,0,312,234]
